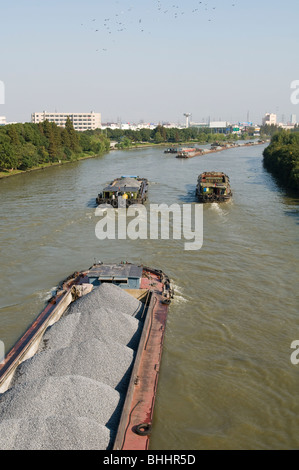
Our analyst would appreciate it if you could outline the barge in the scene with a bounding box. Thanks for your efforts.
[176,148,203,158]
[0,262,173,450]
[164,147,178,154]
[96,176,148,208]
[196,171,232,202]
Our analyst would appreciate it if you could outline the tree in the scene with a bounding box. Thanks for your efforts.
[7,125,20,147]
[48,134,58,161]
[263,130,299,191]
[0,143,18,170]
[18,143,39,170]
[65,117,80,152]
[0,121,109,172]
[154,131,163,144]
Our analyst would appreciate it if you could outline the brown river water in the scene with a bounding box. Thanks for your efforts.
[0,143,298,450]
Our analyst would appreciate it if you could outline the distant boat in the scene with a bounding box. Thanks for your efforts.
[196,171,232,202]
[164,147,178,154]
[176,148,203,158]
[96,176,148,207]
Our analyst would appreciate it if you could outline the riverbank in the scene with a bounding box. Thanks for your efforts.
[0,121,110,180]
[0,139,268,180]
[0,152,103,180]
[263,131,299,192]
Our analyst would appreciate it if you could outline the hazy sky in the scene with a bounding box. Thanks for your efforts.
[0,0,298,125]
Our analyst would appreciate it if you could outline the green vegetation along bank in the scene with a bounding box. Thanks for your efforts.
[0,119,110,177]
[103,125,255,149]
[263,130,299,192]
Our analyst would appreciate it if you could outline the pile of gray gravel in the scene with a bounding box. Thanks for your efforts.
[0,375,121,428]
[0,283,145,450]
[12,338,135,393]
[39,306,142,353]
[0,416,111,450]
[67,282,144,320]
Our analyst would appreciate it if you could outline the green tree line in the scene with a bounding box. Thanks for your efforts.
[0,118,110,172]
[263,130,299,191]
[100,125,243,147]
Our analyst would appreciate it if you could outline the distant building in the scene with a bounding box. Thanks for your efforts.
[209,121,229,134]
[31,111,101,131]
[278,123,295,130]
[262,113,277,126]
[192,121,231,134]
[101,122,157,131]
[291,114,297,125]
[190,122,208,129]
[0,116,6,126]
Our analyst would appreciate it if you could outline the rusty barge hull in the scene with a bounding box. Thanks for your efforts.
[113,269,170,449]
[176,151,203,158]
[0,263,173,450]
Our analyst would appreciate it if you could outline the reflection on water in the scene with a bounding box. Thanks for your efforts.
[0,144,298,449]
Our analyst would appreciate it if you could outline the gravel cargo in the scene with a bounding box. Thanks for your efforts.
[67,282,144,319]
[12,338,135,393]
[0,282,146,450]
[0,416,111,450]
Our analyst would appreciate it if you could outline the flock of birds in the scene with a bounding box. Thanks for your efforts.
[79,1,237,53]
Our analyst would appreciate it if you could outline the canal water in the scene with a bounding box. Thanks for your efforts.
[0,143,298,450]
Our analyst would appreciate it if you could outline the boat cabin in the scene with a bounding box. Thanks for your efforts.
[87,263,143,289]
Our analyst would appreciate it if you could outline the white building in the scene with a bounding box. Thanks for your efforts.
[208,121,229,134]
[209,121,228,129]
[0,116,6,126]
[31,111,101,131]
[190,122,208,129]
[290,114,297,125]
[278,123,295,130]
[262,113,277,126]
[101,122,157,131]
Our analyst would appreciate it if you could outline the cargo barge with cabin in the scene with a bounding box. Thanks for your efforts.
[0,262,173,450]
[96,176,148,208]
[176,147,204,158]
[196,171,232,202]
